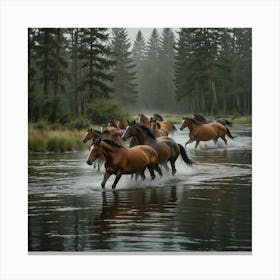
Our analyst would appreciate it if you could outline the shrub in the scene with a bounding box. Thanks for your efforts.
[86,98,130,124]
[68,118,92,130]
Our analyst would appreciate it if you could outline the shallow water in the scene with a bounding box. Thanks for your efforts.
[28,124,251,252]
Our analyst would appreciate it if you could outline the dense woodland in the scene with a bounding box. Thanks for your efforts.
[28,28,251,124]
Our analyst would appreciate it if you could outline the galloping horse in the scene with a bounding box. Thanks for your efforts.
[193,113,232,127]
[180,117,235,149]
[122,121,193,175]
[150,117,177,135]
[86,138,162,189]
[149,118,168,137]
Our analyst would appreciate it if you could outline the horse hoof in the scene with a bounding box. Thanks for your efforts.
[112,185,116,189]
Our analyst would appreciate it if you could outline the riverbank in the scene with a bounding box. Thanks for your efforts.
[28,114,251,153]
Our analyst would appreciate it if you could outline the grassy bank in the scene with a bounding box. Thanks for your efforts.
[28,127,90,153]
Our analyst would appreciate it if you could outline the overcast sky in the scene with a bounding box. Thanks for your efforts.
[125,28,178,44]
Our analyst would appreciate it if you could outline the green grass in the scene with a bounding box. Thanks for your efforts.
[28,127,90,153]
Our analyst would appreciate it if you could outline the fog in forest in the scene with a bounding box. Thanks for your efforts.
[28,28,251,124]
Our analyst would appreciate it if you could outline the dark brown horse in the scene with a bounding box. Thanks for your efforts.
[193,113,232,127]
[86,138,162,189]
[117,119,127,129]
[180,117,235,148]
[122,121,193,175]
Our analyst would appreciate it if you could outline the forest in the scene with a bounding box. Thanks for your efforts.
[28,28,251,125]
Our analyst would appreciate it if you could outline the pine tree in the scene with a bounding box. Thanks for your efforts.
[111,28,137,106]
[132,30,146,107]
[78,28,114,113]
[158,28,176,111]
[143,28,161,109]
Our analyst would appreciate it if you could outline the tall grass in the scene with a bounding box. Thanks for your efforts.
[28,127,88,153]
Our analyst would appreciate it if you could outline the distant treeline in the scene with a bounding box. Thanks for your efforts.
[28,28,251,124]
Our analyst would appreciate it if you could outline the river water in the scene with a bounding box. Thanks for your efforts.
[28,124,251,252]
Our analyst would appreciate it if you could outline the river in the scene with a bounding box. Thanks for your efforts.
[28,124,251,252]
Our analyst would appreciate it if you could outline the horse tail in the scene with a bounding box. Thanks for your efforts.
[226,127,236,139]
[178,144,193,166]
[217,119,232,126]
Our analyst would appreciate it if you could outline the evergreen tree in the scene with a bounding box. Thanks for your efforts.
[143,28,161,109]
[111,28,137,106]
[132,30,146,107]
[78,28,114,113]
[158,28,176,111]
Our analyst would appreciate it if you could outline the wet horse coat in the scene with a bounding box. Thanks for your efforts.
[180,117,235,148]
[86,138,162,189]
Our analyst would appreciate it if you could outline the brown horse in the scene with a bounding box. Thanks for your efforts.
[150,116,176,135]
[137,113,151,127]
[82,128,123,145]
[150,118,168,137]
[117,119,127,129]
[180,117,235,149]
[193,113,232,127]
[122,121,193,175]
[86,138,162,189]
[152,113,164,122]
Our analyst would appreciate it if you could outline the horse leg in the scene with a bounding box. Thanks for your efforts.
[185,139,194,148]
[170,159,176,176]
[101,171,111,189]
[147,165,156,180]
[112,172,122,189]
[213,137,218,144]
[195,141,200,149]
[155,165,163,177]
[221,136,227,145]
[140,170,146,180]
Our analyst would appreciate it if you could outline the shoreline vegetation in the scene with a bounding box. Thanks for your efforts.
[28,114,251,153]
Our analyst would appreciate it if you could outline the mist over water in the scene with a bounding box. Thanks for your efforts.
[28,124,251,252]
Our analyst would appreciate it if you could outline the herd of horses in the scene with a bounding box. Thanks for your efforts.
[83,113,235,190]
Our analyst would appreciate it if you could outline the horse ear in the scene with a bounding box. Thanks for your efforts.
[133,120,136,125]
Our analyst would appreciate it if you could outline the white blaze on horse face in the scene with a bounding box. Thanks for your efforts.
[180,119,185,129]
[122,125,130,139]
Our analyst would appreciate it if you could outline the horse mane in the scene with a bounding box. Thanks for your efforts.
[153,113,164,121]
[93,129,101,134]
[102,138,124,148]
[188,117,203,125]
[137,124,156,139]
[194,113,207,122]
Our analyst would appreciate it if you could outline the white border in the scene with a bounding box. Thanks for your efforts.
[1,0,279,279]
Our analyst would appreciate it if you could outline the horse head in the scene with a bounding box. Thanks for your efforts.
[83,128,93,143]
[86,139,102,165]
[122,121,136,141]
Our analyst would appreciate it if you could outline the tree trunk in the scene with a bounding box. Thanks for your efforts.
[210,79,218,114]
[51,29,60,122]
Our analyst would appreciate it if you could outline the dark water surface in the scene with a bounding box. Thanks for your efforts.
[28,124,252,252]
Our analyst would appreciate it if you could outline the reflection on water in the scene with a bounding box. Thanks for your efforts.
[28,124,252,252]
